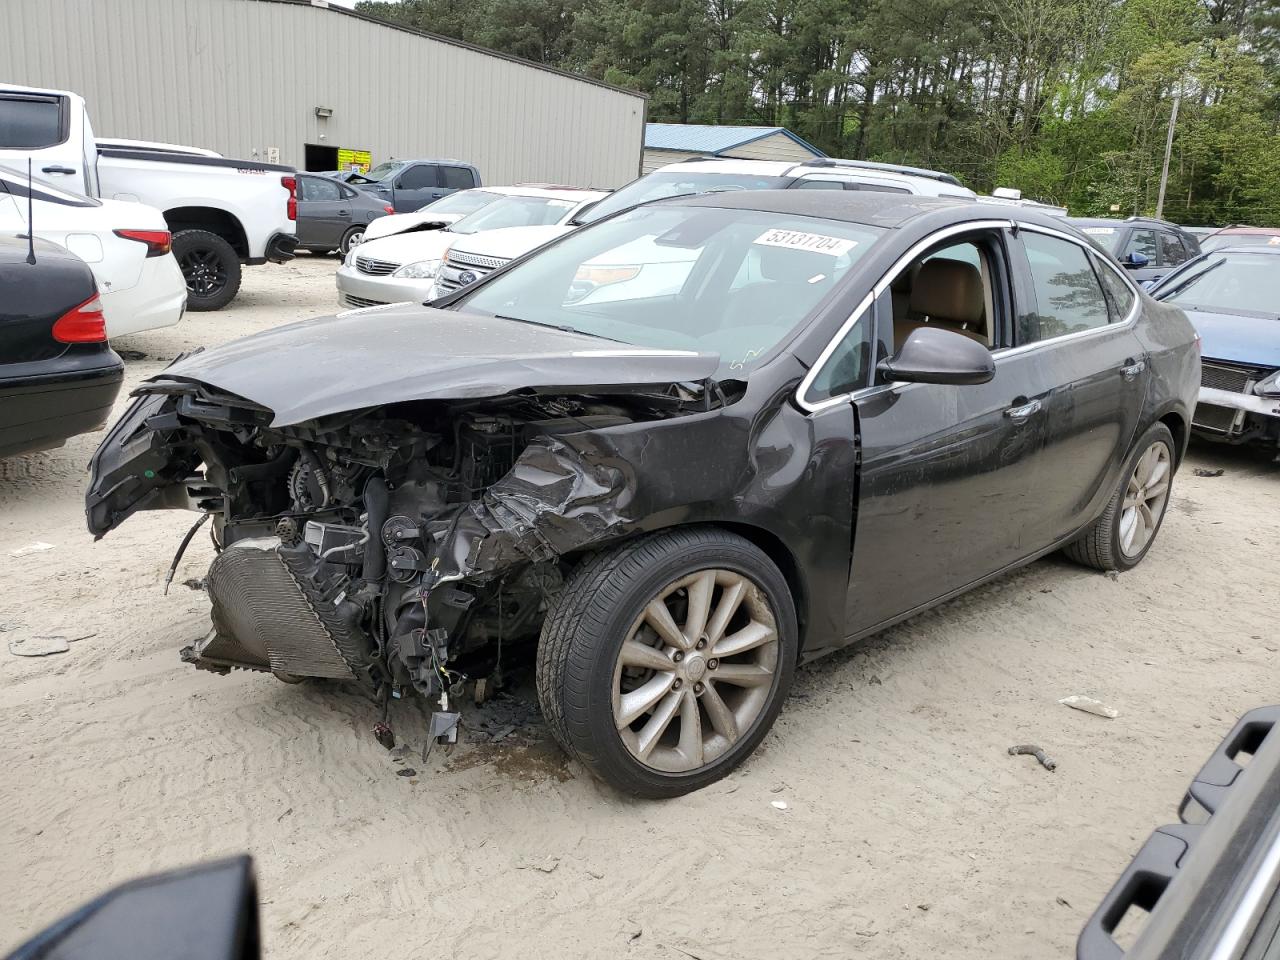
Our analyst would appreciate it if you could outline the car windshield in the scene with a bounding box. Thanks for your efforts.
[1199,232,1280,253]
[359,161,405,183]
[1073,222,1122,254]
[575,172,792,225]
[1158,252,1280,317]
[448,194,579,234]
[422,190,500,216]
[454,203,883,375]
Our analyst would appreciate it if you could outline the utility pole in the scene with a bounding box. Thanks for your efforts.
[1156,85,1182,220]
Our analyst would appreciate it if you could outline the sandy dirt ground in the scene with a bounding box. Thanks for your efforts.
[2,254,1278,959]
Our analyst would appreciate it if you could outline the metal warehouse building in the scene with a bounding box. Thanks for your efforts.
[3,0,647,187]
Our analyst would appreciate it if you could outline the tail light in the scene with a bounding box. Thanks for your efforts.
[113,228,172,257]
[281,175,297,220]
[52,294,108,343]
[384,205,395,214]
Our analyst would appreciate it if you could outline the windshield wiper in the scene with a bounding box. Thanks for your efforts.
[492,314,627,343]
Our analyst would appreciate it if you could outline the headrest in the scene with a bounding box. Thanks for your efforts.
[757,244,837,284]
[909,258,984,324]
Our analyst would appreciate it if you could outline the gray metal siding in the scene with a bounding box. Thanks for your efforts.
[724,132,820,162]
[641,148,703,173]
[4,0,645,187]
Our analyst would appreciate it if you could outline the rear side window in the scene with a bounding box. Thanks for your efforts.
[1020,232,1111,342]
[440,166,475,189]
[794,180,844,191]
[847,182,911,195]
[0,94,67,149]
[300,176,341,202]
[1095,257,1136,321]
[398,164,437,190]
[1159,231,1188,266]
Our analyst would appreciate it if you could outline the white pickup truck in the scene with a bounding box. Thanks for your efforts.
[0,83,297,310]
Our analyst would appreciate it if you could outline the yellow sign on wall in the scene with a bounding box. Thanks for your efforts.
[337,148,372,173]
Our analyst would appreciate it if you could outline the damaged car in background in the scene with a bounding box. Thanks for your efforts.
[85,192,1199,797]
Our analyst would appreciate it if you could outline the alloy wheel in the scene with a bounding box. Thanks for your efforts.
[178,248,229,298]
[1119,441,1171,558]
[611,569,780,774]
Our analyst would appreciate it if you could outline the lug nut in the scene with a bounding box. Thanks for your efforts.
[672,651,684,662]
[693,682,705,695]
[673,679,683,690]
[708,658,719,670]
[695,638,707,650]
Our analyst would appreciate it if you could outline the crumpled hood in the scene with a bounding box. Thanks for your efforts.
[451,225,574,260]
[1181,308,1280,368]
[149,303,719,425]
[362,211,464,242]
[351,229,455,267]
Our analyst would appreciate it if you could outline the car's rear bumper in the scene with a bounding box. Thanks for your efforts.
[334,264,434,309]
[249,231,297,265]
[0,355,125,459]
[101,254,187,338]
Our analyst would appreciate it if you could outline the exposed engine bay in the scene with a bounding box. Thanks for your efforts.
[86,372,725,745]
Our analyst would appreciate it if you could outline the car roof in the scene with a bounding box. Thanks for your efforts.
[1198,244,1280,256]
[648,158,973,196]
[671,188,1069,233]
[481,185,607,201]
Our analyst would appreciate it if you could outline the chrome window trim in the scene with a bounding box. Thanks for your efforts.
[795,219,1011,413]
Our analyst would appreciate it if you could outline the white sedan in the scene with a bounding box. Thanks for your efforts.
[0,169,185,338]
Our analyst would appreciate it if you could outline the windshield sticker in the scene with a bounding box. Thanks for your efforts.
[753,229,857,256]
[1082,226,1116,235]
[1268,236,1280,245]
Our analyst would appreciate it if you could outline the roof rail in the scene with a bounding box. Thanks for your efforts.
[1124,214,1179,227]
[673,155,731,162]
[801,157,963,187]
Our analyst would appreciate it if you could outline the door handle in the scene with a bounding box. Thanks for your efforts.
[1120,358,1146,381]
[1004,398,1042,423]
[41,164,75,175]
[337,209,350,216]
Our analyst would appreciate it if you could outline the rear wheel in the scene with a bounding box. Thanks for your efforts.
[173,229,241,311]
[339,226,365,256]
[1063,422,1175,572]
[537,528,797,798]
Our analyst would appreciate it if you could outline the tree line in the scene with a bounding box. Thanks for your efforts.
[356,0,1280,225]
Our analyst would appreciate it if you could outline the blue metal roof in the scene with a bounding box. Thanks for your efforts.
[644,123,825,158]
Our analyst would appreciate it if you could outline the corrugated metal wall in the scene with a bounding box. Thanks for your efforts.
[641,148,702,173]
[725,133,820,163]
[3,0,646,188]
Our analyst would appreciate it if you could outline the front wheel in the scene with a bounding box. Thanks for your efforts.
[536,528,797,798]
[172,229,242,311]
[1063,422,1175,572]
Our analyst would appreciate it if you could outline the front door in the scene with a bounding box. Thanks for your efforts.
[1009,227,1150,546]
[844,227,1053,634]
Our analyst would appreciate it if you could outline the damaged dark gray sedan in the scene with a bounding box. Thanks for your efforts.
[85,192,1199,797]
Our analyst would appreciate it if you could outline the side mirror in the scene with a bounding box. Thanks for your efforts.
[1124,251,1150,269]
[5,857,260,960]
[877,326,995,386]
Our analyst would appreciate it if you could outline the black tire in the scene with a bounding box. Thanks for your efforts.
[172,229,242,311]
[1063,422,1175,572]
[536,527,798,798]
[339,227,365,256]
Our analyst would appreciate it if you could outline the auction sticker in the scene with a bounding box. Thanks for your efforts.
[1082,226,1115,235]
[754,228,857,256]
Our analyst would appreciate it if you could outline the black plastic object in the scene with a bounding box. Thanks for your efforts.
[1077,705,1280,960]
[5,855,260,960]
[876,325,996,385]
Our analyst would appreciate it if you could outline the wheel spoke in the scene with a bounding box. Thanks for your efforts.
[1119,508,1138,553]
[712,663,772,688]
[619,640,675,673]
[635,689,683,759]
[1147,455,1169,488]
[1136,447,1154,485]
[616,672,675,729]
[701,682,738,743]
[1144,480,1169,503]
[644,599,688,650]
[675,690,704,766]
[713,620,776,658]
[682,571,716,644]
[705,578,746,646]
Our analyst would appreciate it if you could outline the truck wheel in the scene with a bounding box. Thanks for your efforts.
[173,229,242,311]
[536,528,798,798]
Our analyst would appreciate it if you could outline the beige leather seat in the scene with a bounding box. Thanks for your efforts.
[894,258,988,349]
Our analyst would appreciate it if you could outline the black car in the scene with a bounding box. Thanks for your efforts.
[293,174,393,256]
[1069,216,1201,285]
[1,234,123,459]
[84,192,1198,797]
[1149,245,1280,449]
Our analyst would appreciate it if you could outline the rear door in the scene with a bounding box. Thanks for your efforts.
[0,89,85,192]
[1155,229,1191,284]
[393,163,439,211]
[1008,225,1149,547]
[438,165,476,197]
[833,224,1055,634]
[296,175,349,247]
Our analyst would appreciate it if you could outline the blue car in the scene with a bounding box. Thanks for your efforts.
[1150,245,1280,450]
